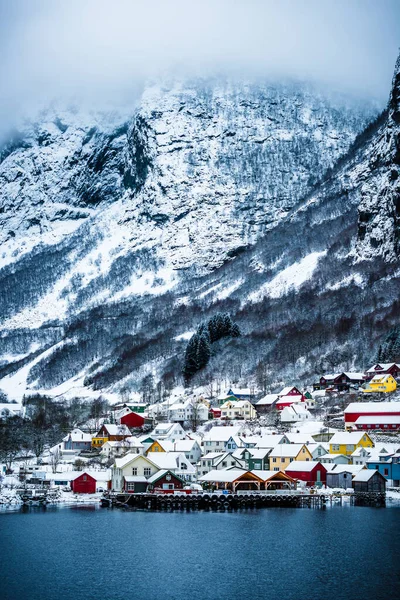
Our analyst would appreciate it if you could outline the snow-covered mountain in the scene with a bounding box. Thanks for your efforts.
[0,64,398,401]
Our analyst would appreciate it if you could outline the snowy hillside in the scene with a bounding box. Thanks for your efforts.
[1,66,399,400]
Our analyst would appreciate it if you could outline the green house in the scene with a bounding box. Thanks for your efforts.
[242,448,271,471]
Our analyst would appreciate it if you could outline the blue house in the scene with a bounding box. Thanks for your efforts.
[63,429,93,451]
[227,388,254,402]
[367,449,400,486]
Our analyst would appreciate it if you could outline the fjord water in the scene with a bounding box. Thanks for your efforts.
[1,506,399,600]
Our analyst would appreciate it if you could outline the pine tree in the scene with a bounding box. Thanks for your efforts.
[183,333,200,380]
[196,331,211,370]
[230,323,241,337]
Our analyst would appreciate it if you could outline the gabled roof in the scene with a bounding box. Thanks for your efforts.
[269,444,309,458]
[366,363,400,373]
[255,434,289,448]
[329,464,365,474]
[147,452,196,472]
[199,469,259,483]
[278,386,299,396]
[147,469,185,484]
[329,432,372,445]
[276,395,303,405]
[256,394,278,405]
[355,415,400,425]
[124,476,148,483]
[251,470,296,482]
[370,374,396,383]
[63,428,92,443]
[203,426,242,442]
[98,424,130,436]
[285,461,325,472]
[114,453,159,470]
[344,402,400,414]
[353,469,384,482]
[227,388,253,396]
[246,448,271,459]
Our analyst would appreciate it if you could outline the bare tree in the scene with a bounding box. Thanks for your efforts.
[50,447,62,474]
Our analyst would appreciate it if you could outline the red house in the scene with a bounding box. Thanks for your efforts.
[344,402,400,428]
[71,472,97,494]
[276,387,305,410]
[365,363,400,381]
[120,411,145,428]
[285,461,327,487]
[209,408,221,419]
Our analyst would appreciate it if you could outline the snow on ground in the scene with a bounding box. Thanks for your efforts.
[325,273,364,292]
[248,251,327,302]
[0,341,65,402]
[174,331,195,341]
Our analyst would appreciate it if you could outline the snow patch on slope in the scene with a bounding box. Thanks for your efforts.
[248,251,327,302]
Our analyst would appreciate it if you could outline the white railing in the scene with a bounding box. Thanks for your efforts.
[236,489,305,496]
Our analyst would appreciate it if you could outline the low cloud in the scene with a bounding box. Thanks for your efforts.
[0,0,399,129]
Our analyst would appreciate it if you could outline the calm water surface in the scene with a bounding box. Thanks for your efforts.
[0,504,399,600]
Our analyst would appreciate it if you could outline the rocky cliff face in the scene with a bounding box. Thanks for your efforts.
[1,69,398,401]
[355,53,400,262]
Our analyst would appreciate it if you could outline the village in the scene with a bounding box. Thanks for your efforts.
[1,361,400,507]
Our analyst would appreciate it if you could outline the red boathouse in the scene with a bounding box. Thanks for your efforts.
[71,472,97,494]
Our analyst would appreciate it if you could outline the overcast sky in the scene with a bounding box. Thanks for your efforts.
[0,0,399,127]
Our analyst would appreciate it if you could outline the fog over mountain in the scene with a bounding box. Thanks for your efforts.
[0,2,399,402]
[1,0,399,134]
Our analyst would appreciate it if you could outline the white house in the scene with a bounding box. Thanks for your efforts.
[202,426,243,453]
[146,452,196,481]
[220,400,256,420]
[169,399,209,423]
[280,404,312,424]
[0,403,25,418]
[151,422,186,442]
[198,452,245,477]
[112,453,161,491]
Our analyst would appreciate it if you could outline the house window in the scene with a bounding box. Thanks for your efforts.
[384,469,389,476]
[274,468,279,472]
[180,463,187,470]
[132,468,138,476]
[144,468,151,477]
[83,475,87,481]
[127,482,135,491]
[222,462,227,467]
[272,458,277,463]
[281,458,285,463]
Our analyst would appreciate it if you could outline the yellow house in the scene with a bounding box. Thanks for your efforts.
[329,432,374,456]
[146,440,168,454]
[91,436,108,448]
[362,374,397,394]
[269,444,313,471]
[221,400,256,420]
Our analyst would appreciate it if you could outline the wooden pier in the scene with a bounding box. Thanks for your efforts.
[101,491,329,511]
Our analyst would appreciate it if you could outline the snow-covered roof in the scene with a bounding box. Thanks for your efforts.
[147,469,185,484]
[203,426,242,442]
[246,448,271,459]
[256,394,278,405]
[329,464,365,474]
[286,433,314,444]
[329,432,372,445]
[251,470,294,481]
[199,469,248,483]
[276,395,303,404]
[344,372,365,380]
[228,388,252,396]
[285,461,323,472]
[124,475,148,483]
[278,386,299,397]
[100,424,131,436]
[345,402,400,414]
[366,363,400,373]
[355,415,400,425]
[63,428,92,443]
[370,374,396,383]
[114,453,157,469]
[255,434,288,448]
[147,452,195,472]
[269,444,308,458]
[353,469,380,482]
